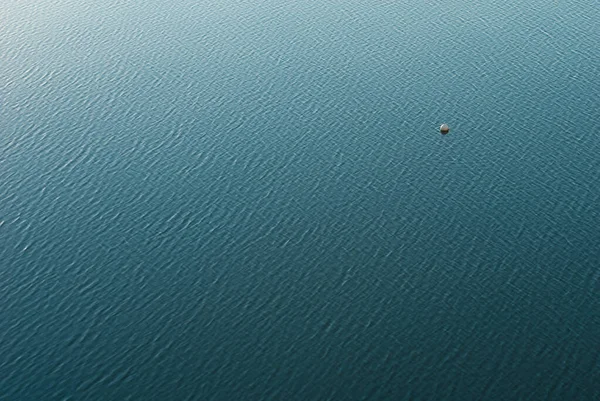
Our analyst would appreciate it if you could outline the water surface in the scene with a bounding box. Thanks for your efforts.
[1,0,599,399]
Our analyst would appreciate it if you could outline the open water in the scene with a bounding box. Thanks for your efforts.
[1,0,599,400]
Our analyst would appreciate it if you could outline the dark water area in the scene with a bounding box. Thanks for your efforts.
[1,0,599,399]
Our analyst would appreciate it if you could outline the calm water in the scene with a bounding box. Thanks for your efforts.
[1,0,599,399]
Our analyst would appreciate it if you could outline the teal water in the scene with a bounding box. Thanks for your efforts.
[1,0,599,399]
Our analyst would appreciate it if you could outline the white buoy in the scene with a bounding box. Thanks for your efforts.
[440,123,449,134]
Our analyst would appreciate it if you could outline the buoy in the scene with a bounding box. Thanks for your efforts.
[440,123,449,134]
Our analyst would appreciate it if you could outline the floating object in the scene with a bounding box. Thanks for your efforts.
[440,123,450,134]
